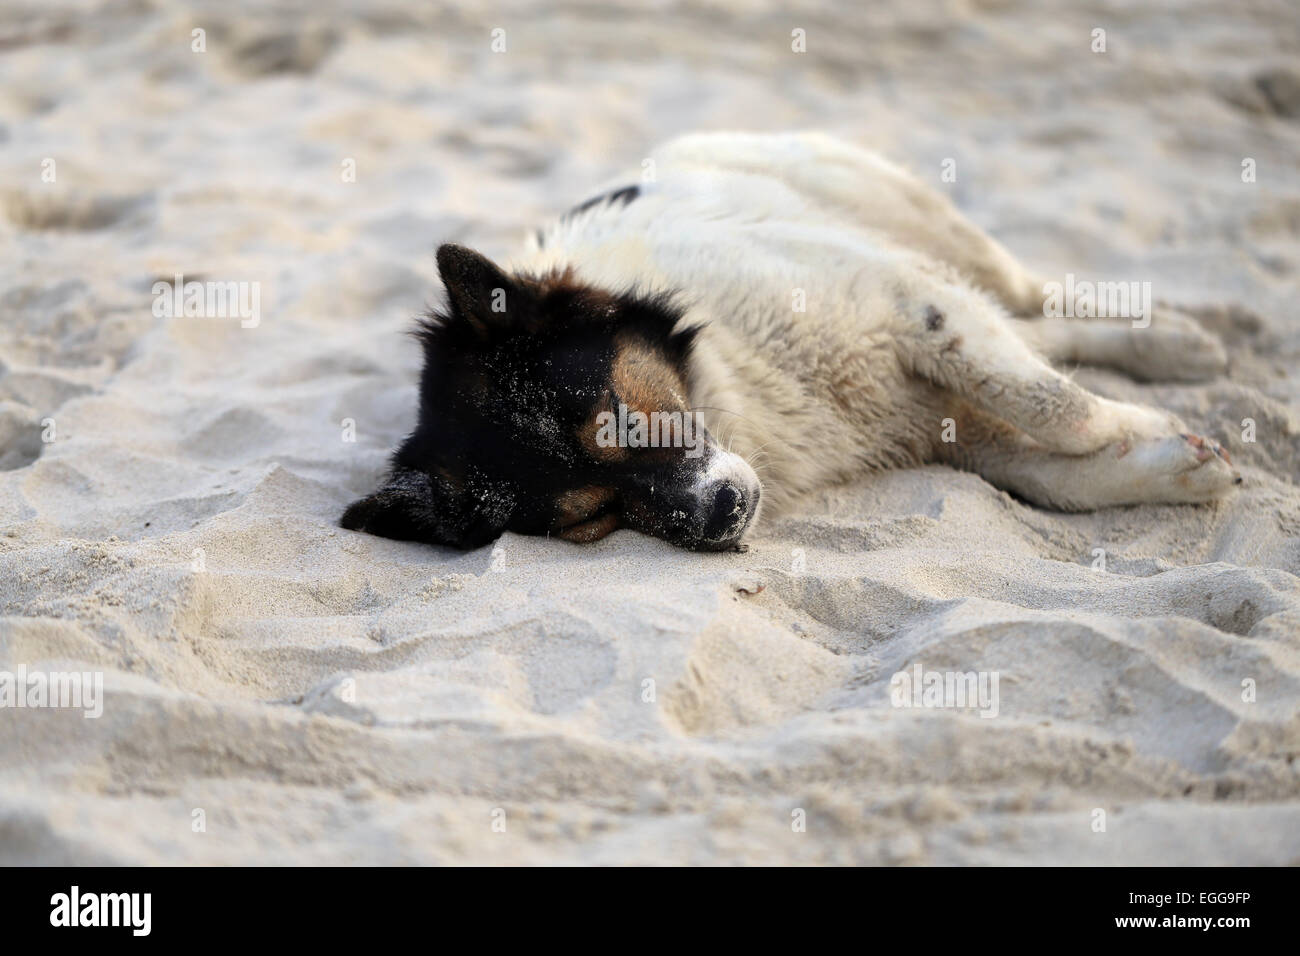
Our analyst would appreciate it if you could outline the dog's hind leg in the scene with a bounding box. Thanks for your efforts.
[1008,314,1226,382]
[895,283,1192,455]
[936,403,1241,510]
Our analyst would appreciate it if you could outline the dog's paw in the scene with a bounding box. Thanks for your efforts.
[1125,314,1228,383]
[1115,432,1241,502]
[1118,308,1227,382]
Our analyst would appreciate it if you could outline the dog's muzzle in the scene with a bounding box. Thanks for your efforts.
[622,445,762,551]
[688,448,761,550]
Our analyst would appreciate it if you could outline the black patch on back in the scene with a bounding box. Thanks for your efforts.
[563,184,640,222]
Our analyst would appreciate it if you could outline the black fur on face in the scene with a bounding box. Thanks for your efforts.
[340,243,761,551]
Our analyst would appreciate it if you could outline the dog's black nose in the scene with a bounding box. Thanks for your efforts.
[702,483,747,544]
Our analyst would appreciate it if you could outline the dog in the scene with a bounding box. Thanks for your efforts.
[341,132,1240,551]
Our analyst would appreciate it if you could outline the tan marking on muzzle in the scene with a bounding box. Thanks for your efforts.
[555,512,620,543]
[554,485,616,523]
[553,486,619,543]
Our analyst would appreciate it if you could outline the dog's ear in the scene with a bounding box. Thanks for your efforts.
[340,466,514,550]
[435,244,530,338]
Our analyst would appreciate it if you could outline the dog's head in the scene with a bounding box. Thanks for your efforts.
[341,244,760,551]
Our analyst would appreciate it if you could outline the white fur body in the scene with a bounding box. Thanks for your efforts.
[515,132,1238,517]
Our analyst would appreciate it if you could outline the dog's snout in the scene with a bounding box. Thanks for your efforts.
[693,473,760,550]
[620,446,761,551]
[684,447,762,550]
[704,483,745,541]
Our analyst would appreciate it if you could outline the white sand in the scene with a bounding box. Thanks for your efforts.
[2,0,1299,864]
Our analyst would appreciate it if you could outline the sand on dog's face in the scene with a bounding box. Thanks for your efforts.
[2,0,1300,865]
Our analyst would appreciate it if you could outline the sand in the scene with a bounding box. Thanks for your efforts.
[1,0,1298,864]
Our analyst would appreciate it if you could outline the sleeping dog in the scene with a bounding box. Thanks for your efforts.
[341,132,1239,551]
